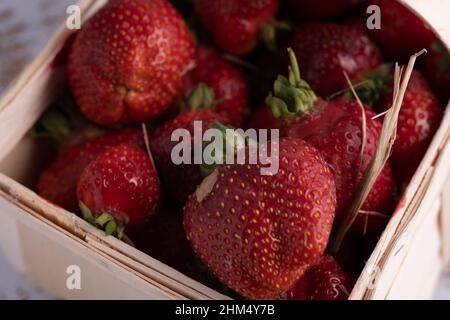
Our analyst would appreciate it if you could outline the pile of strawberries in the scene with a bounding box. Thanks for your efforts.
[35,0,448,300]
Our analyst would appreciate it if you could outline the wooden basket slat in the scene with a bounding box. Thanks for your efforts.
[0,173,228,299]
[0,191,181,299]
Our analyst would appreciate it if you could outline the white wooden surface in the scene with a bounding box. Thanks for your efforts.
[0,0,449,300]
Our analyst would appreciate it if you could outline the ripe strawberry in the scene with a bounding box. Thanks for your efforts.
[68,0,195,126]
[196,0,280,55]
[132,206,195,274]
[283,100,397,233]
[375,70,443,188]
[247,105,280,130]
[287,255,354,300]
[38,129,143,213]
[290,22,383,97]
[184,46,248,126]
[77,144,160,235]
[184,138,337,299]
[286,0,363,20]
[150,97,230,205]
[422,42,450,104]
[267,49,397,234]
[348,0,437,63]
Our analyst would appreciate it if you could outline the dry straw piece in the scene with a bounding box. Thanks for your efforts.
[331,49,428,253]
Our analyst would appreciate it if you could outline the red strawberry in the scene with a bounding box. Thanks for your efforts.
[286,0,363,20]
[247,105,280,130]
[375,70,443,188]
[290,22,383,97]
[349,165,397,235]
[68,0,195,126]
[184,46,248,126]
[349,0,437,62]
[422,42,450,104]
[184,138,337,299]
[132,206,195,274]
[267,49,397,235]
[38,128,143,213]
[77,144,160,235]
[196,0,280,55]
[283,100,397,233]
[150,98,231,205]
[287,255,354,300]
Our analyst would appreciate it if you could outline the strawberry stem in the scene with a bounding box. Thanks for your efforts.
[288,49,301,84]
[187,83,215,110]
[265,48,317,118]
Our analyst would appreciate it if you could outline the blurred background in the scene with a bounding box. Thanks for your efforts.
[0,0,449,300]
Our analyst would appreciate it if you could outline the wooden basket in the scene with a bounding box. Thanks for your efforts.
[0,0,449,300]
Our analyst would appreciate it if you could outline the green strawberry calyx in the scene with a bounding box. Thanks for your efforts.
[32,93,87,144]
[199,122,257,177]
[431,42,450,76]
[343,63,394,107]
[265,48,318,118]
[187,83,216,110]
[32,109,72,143]
[79,202,134,246]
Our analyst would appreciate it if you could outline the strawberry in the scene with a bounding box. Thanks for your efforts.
[267,49,397,235]
[290,22,383,97]
[196,0,281,55]
[77,144,160,236]
[68,0,195,126]
[184,46,248,126]
[150,87,231,205]
[132,205,195,274]
[287,255,354,300]
[348,0,437,63]
[349,165,397,235]
[286,0,363,20]
[422,42,450,104]
[282,99,397,234]
[38,128,143,213]
[247,105,280,130]
[184,138,337,299]
[375,70,443,188]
